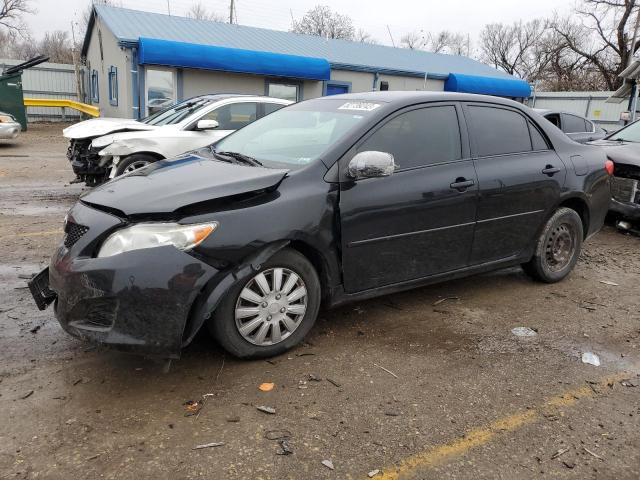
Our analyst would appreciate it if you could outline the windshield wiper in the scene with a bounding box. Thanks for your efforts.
[215,151,263,167]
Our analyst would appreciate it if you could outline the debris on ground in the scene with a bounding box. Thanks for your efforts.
[264,429,291,440]
[583,446,603,459]
[511,326,538,337]
[620,379,638,387]
[581,352,601,366]
[321,459,335,470]
[85,453,101,461]
[307,373,322,382]
[368,469,381,478]
[192,441,225,450]
[562,460,576,469]
[326,377,341,388]
[20,390,34,399]
[276,439,293,455]
[433,296,459,306]
[374,363,398,378]
[29,324,41,334]
[226,415,240,422]
[598,280,619,286]
[551,447,570,459]
[183,399,203,416]
[256,405,276,415]
[259,382,275,392]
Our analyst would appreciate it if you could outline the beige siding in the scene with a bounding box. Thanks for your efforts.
[182,70,266,97]
[302,80,323,99]
[331,70,373,93]
[378,74,444,92]
[84,16,131,118]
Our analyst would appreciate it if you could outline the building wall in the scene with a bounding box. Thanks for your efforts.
[84,16,131,118]
[331,70,374,93]
[378,74,443,92]
[530,91,626,130]
[182,69,266,97]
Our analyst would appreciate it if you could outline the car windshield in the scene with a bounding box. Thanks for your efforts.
[607,120,640,142]
[141,98,212,126]
[212,99,384,169]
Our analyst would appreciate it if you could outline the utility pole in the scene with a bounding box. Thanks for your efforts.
[229,0,235,24]
[627,6,640,121]
[166,0,171,16]
[386,25,395,48]
[70,20,83,104]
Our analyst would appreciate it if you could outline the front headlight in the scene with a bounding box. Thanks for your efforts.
[97,222,218,258]
[0,114,16,123]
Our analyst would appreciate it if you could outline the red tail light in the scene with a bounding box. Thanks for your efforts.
[605,158,614,176]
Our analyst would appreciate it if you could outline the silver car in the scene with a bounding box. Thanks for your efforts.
[0,112,21,140]
[534,109,606,144]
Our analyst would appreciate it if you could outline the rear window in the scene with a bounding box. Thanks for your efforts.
[562,114,587,133]
[468,106,532,156]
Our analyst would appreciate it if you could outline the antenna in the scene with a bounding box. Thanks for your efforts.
[229,0,235,24]
[386,25,395,47]
[166,0,171,15]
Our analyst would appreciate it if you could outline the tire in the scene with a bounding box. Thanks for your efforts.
[522,207,583,283]
[114,153,158,177]
[208,248,321,359]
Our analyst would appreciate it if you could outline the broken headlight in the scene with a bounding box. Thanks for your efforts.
[0,113,16,123]
[97,222,218,258]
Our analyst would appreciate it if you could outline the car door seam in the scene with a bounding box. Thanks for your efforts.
[347,221,476,247]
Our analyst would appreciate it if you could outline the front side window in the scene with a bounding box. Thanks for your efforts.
[267,81,299,102]
[468,106,532,157]
[359,106,462,169]
[201,102,258,130]
[562,113,587,133]
[108,66,118,106]
[214,98,380,169]
[146,68,175,115]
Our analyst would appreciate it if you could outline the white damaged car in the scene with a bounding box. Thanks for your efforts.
[64,94,291,186]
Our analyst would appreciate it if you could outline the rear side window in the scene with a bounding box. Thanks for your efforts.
[562,114,587,133]
[359,106,462,169]
[467,106,532,157]
[529,122,549,150]
[263,103,285,116]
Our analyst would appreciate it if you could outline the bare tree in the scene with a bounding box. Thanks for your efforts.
[550,0,638,90]
[400,31,425,50]
[39,30,74,63]
[291,5,355,40]
[0,0,33,35]
[355,28,377,44]
[187,2,223,22]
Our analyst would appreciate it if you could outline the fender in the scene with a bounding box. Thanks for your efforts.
[181,240,290,347]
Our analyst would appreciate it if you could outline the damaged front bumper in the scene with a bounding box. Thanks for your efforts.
[610,175,640,221]
[67,139,109,186]
[46,202,220,358]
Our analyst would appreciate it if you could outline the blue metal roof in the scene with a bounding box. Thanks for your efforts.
[91,5,518,81]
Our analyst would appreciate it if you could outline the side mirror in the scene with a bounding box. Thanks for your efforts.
[347,151,396,180]
[196,119,219,131]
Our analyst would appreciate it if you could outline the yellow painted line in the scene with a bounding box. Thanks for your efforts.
[376,373,628,480]
[0,229,61,240]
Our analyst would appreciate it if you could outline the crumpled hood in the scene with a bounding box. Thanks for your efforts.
[589,139,640,168]
[80,153,289,216]
[63,117,157,140]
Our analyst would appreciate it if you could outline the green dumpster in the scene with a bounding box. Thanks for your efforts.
[0,56,50,131]
[0,71,27,130]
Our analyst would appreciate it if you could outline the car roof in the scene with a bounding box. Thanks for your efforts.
[188,94,290,103]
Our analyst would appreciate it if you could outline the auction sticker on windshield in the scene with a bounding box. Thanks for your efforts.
[338,102,381,112]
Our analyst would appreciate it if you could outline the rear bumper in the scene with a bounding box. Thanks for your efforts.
[609,198,640,221]
[49,202,220,358]
[0,122,21,139]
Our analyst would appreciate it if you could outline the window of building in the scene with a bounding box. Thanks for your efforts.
[146,68,176,115]
[266,81,300,102]
[108,66,118,106]
[562,113,588,133]
[201,102,259,130]
[468,106,532,157]
[90,70,99,103]
[359,106,462,170]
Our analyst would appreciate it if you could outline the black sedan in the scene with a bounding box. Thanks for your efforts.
[30,92,612,359]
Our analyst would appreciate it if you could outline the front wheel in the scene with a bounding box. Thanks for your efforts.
[208,248,321,358]
[114,153,158,177]
[522,207,583,283]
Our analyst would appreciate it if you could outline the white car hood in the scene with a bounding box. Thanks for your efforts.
[63,117,157,140]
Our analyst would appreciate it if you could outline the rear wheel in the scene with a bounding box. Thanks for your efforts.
[114,153,158,176]
[208,248,321,358]
[522,207,583,283]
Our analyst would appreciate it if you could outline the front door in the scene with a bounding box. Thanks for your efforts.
[339,103,478,293]
[463,103,567,264]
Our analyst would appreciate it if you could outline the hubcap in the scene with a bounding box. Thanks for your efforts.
[544,223,575,272]
[234,267,307,346]
[123,160,150,173]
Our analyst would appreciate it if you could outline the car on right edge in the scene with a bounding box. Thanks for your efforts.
[588,121,640,227]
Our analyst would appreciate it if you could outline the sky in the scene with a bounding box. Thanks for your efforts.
[26,0,573,46]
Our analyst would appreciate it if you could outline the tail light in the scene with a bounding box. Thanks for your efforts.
[605,158,614,176]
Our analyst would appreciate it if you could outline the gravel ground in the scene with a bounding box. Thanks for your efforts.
[0,124,639,480]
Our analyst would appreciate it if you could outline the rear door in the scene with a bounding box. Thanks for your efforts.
[463,103,566,265]
[339,103,478,292]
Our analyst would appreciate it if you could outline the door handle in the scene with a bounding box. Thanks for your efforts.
[542,165,560,176]
[450,178,475,191]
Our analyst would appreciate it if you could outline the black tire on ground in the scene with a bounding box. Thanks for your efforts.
[208,248,321,359]
[522,207,584,283]
[114,153,158,177]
